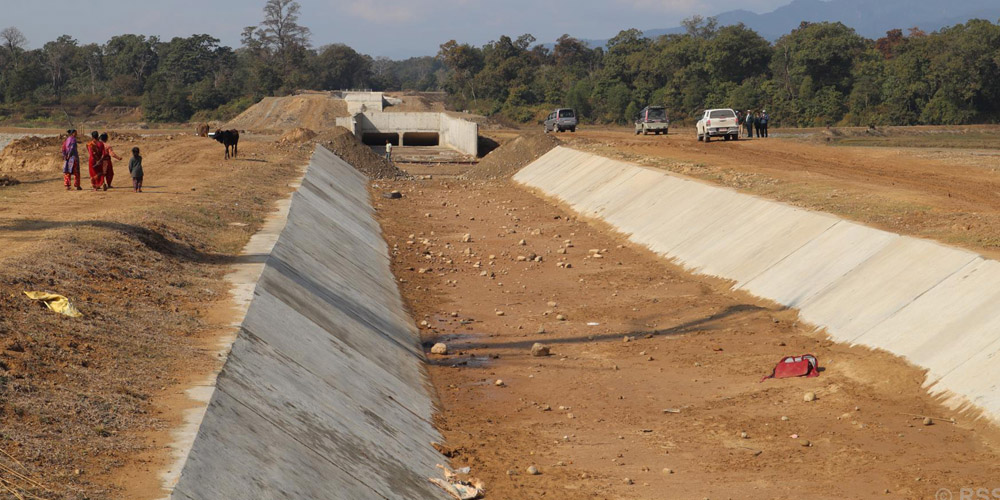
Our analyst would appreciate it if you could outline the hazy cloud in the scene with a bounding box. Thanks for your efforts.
[4,0,790,58]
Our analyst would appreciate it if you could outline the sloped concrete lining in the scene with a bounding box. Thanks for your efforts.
[514,146,1000,422]
[171,146,447,500]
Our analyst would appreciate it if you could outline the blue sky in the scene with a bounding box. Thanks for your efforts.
[5,0,792,58]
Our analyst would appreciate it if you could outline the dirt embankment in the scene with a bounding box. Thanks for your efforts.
[279,127,318,144]
[0,135,62,174]
[383,92,448,113]
[225,93,349,132]
[0,134,306,499]
[317,127,408,179]
[0,132,145,175]
[463,132,558,180]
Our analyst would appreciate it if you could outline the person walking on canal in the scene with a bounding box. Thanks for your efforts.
[61,129,81,191]
[86,131,106,190]
[99,133,121,189]
[385,139,393,161]
[128,147,144,193]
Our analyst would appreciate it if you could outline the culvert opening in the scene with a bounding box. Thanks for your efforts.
[362,132,400,146]
[403,132,440,147]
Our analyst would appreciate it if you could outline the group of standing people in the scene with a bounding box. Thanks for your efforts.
[736,110,770,139]
[61,130,144,193]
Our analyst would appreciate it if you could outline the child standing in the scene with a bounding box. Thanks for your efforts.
[128,147,144,192]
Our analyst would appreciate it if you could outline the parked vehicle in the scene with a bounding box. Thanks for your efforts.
[544,108,578,133]
[634,106,670,135]
[696,108,740,142]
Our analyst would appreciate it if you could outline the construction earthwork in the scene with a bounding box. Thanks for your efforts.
[1,93,999,499]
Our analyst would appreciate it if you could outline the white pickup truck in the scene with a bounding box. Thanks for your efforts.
[696,108,740,142]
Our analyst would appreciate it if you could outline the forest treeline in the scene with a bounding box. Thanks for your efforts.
[0,0,998,127]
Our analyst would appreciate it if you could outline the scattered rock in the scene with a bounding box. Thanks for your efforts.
[781,416,790,421]
[518,239,526,246]
[556,314,567,321]
[740,431,749,439]
[662,468,674,475]
[799,439,811,447]
[623,478,634,485]
[496,311,505,316]
[531,343,551,357]
[461,234,472,243]
[923,417,934,426]
[495,379,505,387]
[804,392,817,402]
[527,465,539,475]
[430,343,448,355]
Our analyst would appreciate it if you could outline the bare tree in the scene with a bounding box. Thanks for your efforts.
[371,56,393,79]
[259,0,311,54]
[1,27,27,66]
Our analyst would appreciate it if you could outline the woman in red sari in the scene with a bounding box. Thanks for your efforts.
[87,131,106,190]
[100,133,121,189]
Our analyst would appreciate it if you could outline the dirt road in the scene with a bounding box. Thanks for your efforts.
[376,172,1000,499]
[561,127,1000,259]
[0,130,307,499]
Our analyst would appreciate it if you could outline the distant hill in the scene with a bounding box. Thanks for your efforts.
[578,0,1000,46]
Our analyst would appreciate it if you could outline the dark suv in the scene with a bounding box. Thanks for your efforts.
[544,108,577,133]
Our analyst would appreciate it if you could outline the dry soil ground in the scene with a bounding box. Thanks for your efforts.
[377,130,1000,499]
[0,129,307,499]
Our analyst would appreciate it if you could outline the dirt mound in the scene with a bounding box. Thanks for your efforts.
[0,133,143,175]
[463,133,558,180]
[384,93,447,113]
[0,135,63,174]
[280,127,318,144]
[226,93,349,131]
[108,131,142,143]
[317,127,408,179]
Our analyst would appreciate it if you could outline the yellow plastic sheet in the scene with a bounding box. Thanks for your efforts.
[24,291,83,318]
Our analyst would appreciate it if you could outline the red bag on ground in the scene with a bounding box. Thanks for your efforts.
[761,354,819,382]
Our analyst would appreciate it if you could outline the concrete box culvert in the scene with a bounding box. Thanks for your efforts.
[345,112,478,157]
[514,146,1000,424]
[362,132,400,146]
[403,132,441,147]
[170,146,448,499]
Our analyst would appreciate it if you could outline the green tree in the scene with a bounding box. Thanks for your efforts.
[43,35,79,99]
[706,24,771,84]
[314,44,372,90]
[104,34,159,95]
